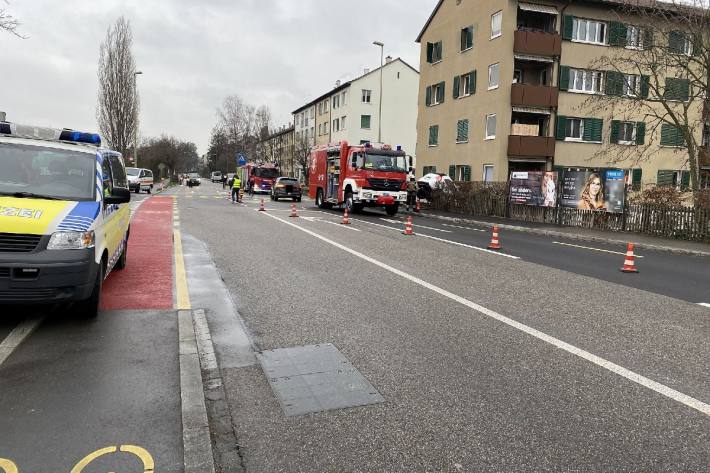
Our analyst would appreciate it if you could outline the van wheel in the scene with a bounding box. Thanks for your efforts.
[147,186,152,194]
[385,205,398,216]
[115,238,128,270]
[77,262,103,319]
[134,188,140,194]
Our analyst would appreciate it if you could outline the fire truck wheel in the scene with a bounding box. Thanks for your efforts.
[385,204,398,216]
[316,189,331,209]
[344,191,354,213]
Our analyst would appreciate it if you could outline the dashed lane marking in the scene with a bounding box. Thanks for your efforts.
[0,315,45,367]
[441,223,487,232]
[553,241,645,258]
[262,211,710,417]
[380,218,452,233]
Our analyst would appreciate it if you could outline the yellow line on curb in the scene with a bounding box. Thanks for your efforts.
[173,196,191,310]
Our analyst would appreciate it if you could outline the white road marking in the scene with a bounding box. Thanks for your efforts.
[698,303,710,308]
[380,218,452,233]
[0,315,45,366]
[262,211,710,417]
[300,215,361,231]
[442,223,487,232]
[553,241,645,258]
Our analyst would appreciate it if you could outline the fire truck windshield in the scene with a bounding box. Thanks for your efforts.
[363,153,407,173]
[253,168,279,179]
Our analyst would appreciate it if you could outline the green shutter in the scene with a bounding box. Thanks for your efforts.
[660,123,684,146]
[632,168,642,191]
[448,165,456,179]
[635,122,646,145]
[453,75,460,99]
[456,119,469,142]
[429,125,438,145]
[605,71,624,96]
[608,21,628,47]
[435,41,443,61]
[640,75,650,98]
[470,70,477,94]
[610,120,620,144]
[559,65,570,91]
[668,30,685,53]
[657,170,676,186]
[439,81,445,103]
[555,115,567,140]
[665,78,689,101]
[426,42,433,63]
[680,170,691,190]
[642,29,654,50]
[425,85,432,106]
[467,26,474,49]
[563,15,574,40]
[583,118,603,142]
[462,165,471,182]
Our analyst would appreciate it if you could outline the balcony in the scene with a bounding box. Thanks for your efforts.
[508,135,555,158]
[513,30,561,56]
[511,84,558,108]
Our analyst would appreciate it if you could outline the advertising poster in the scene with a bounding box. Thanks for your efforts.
[509,171,558,207]
[561,169,626,213]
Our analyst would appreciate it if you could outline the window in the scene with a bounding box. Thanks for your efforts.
[362,89,371,103]
[310,108,314,119]
[428,125,439,146]
[341,91,347,106]
[569,68,603,94]
[323,100,329,113]
[491,11,502,39]
[623,74,640,97]
[341,116,346,130]
[572,18,607,44]
[611,120,644,145]
[668,30,692,55]
[295,114,300,126]
[332,94,340,109]
[426,82,446,106]
[566,118,584,140]
[333,118,340,132]
[483,165,495,183]
[324,122,329,134]
[456,119,469,143]
[485,114,496,139]
[426,40,443,63]
[318,102,323,115]
[318,124,322,135]
[461,25,474,51]
[423,165,437,175]
[453,71,476,98]
[488,63,499,89]
[361,115,371,129]
[657,170,690,189]
[660,123,685,147]
[626,25,644,49]
[618,122,636,144]
[664,78,690,101]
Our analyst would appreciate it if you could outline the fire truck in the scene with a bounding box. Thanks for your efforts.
[308,141,412,216]
[239,162,280,194]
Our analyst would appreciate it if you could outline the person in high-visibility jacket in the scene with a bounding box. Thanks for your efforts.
[231,175,241,203]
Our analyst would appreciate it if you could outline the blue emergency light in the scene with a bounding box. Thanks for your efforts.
[0,121,101,147]
[396,145,402,151]
[59,129,102,146]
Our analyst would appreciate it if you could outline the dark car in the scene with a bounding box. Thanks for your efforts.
[270,177,302,202]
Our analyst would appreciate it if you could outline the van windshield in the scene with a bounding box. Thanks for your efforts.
[363,153,407,173]
[126,167,140,177]
[0,143,96,201]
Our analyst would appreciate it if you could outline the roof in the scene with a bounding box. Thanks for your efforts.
[291,58,419,115]
[415,0,707,43]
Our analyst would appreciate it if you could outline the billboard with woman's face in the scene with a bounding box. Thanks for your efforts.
[561,169,625,213]
[509,171,558,207]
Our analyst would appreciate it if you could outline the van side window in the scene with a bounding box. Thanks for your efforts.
[101,156,113,198]
[139,169,145,178]
[108,155,127,189]
[145,170,153,178]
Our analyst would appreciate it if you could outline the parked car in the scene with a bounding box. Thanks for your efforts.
[211,171,222,183]
[417,173,454,200]
[271,177,302,202]
[126,167,154,194]
[187,172,201,186]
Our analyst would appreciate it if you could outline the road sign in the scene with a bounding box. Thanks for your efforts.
[237,154,247,167]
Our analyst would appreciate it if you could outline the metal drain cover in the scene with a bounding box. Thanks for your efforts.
[257,343,384,417]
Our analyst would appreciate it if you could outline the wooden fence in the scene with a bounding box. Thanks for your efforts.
[429,183,710,242]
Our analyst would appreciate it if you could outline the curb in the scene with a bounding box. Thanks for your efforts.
[419,212,710,257]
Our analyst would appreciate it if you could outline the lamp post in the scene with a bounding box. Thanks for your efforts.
[373,41,384,143]
[133,70,143,167]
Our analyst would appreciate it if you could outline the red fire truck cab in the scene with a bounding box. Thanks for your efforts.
[240,162,280,194]
[308,141,411,216]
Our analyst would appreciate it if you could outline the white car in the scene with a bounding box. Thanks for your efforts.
[418,173,453,190]
[126,167,154,194]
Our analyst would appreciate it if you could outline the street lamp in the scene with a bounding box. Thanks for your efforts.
[373,41,384,143]
[133,70,143,167]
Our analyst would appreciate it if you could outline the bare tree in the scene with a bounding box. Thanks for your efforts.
[1,1,25,38]
[293,133,313,182]
[96,17,138,158]
[580,0,709,195]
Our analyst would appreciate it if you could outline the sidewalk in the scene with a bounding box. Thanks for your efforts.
[417,207,710,257]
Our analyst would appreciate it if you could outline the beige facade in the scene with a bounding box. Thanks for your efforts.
[416,0,708,187]
[258,126,296,177]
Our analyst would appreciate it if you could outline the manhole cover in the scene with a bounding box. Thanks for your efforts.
[257,343,384,417]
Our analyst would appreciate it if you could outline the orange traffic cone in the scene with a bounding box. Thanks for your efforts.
[415,199,421,213]
[341,208,351,225]
[289,203,299,218]
[487,226,502,250]
[620,243,639,273]
[403,216,414,235]
[258,198,265,211]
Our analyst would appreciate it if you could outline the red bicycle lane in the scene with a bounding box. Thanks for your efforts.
[101,196,174,310]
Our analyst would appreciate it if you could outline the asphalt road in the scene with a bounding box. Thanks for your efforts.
[172,181,709,472]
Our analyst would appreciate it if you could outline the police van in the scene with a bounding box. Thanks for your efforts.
[0,122,131,317]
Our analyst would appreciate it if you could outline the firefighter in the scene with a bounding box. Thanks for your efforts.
[231,174,242,203]
[406,177,418,212]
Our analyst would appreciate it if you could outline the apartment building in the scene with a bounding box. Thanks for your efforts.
[257,125,296,177]
[292,57,420,157]
[293,103,316,150]
[416,0,709,187]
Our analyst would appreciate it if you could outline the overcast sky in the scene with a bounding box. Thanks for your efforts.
[1,0,434,154]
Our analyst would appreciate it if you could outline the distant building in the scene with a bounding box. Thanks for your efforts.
[257,125,296,178]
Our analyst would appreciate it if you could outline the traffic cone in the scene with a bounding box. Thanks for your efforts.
[487,226,502,250]
[258,198,265,211]
[341,208,350,225]
[289,203,299,218]
[402,216,414,235]
[415,199,421,213]
[620,243,639,273]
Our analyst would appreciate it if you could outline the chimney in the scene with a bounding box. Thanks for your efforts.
[0,111,5,122]
[385,56,393,64]
[335,79,341,87]
[364,68,370,74]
